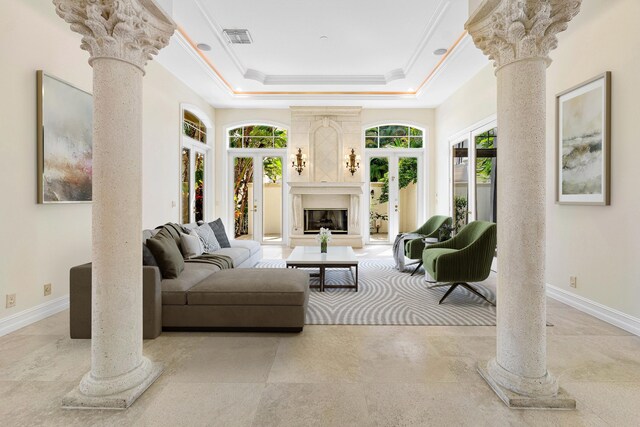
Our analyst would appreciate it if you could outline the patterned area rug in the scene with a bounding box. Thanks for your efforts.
[256,259,497,326]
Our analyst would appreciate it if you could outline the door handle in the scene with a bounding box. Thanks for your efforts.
[253,204,258,212]
[394,205,398,212]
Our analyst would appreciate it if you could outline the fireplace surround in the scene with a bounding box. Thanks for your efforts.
[304,209,348,234]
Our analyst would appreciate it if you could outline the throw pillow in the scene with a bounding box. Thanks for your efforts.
[208,218,231,248]
[142,243,158,267]
[180,231,203,259]
[146,227,184,279]
[193,223,221,253]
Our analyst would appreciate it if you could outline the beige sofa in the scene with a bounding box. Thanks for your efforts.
[70,224,309,339]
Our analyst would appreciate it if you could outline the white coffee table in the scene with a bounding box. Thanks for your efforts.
[286,246,358,292]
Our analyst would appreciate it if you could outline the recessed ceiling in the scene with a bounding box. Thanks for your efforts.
[154,0,489,108]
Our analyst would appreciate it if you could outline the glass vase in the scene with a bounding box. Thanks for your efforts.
[320,241,328,253]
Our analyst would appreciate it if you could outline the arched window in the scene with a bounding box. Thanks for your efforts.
[365,125,423,149]
[228,125,287,148]
[180,106,212,224]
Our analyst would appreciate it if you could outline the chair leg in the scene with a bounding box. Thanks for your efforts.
[439,283,460,304]
[459,283,496,306]
[410,261,423,276]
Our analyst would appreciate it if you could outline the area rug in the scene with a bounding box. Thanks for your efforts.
[256,259,497,326]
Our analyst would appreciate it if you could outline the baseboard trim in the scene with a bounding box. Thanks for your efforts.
[546,284,640,336]
[0,295,69,337]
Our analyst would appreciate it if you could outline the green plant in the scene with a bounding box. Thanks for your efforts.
[454,195,468,232]
[378,157,418,204]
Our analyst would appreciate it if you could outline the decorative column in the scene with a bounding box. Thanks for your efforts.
[465,0,581,408]
[53,0,175,409]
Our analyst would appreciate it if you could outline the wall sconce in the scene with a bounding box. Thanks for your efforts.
[345,148,361,176]
[290,148,307,175]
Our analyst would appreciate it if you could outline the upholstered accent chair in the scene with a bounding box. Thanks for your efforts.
[405,215,452,276]
[422,221,496,305]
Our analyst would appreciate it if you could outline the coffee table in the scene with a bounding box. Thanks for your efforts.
[286,246,358,292]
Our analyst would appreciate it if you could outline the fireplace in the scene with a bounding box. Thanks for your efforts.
[304,209,348,234]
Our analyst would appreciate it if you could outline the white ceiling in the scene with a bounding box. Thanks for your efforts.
[154,0,489,108]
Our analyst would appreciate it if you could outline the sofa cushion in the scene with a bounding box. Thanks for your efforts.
[142,244,158,267]
[193,223,221,253]
[187,269,309,306]
[161,263,220,305]
[230,239,260,256]
[212,247,251,266]
[208,218,231,248]
[180,231,203,259]
[146,227,184,279]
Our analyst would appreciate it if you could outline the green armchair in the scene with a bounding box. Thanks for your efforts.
[422,221,496,305]
[405,215,452,276]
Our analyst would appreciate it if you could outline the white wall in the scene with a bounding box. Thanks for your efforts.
[0,0,215,324]
[434,0,640,319]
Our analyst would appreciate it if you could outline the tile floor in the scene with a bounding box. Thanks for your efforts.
[1,245,639,426]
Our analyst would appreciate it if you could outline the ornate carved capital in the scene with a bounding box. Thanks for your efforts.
[53,0,176,73]
[465,0,581,69]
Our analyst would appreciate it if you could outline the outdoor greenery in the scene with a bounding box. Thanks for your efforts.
[229,125,287,149]
[454,195,468,232]
[194,153,205,222]
[475,130,496,183]
[365,125,423,149]
[377,157,418,204]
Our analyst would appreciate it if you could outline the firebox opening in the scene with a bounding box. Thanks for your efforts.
[304,209,348,234]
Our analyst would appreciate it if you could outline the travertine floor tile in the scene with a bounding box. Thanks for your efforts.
[253,383,371,427]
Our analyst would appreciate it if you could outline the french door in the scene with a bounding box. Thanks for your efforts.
[181,145,210,224]
[366,152,424,244]
[228,152,286,244]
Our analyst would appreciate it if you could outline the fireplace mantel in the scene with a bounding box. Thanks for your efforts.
[288,182,364,195]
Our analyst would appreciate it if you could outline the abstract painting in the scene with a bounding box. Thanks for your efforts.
[556,72,611,205]
[37,71,92,203]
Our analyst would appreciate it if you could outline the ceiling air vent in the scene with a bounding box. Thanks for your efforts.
[223,29,253,44]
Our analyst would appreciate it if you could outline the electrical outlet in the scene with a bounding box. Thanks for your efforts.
[569,276,577,288]
[44,283,52,296]
[6,294,16,308]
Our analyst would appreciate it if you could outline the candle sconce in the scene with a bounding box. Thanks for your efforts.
[290,148,307,175]
[345,148,361,176]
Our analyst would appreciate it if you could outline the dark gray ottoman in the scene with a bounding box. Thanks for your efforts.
[162,268,310,332]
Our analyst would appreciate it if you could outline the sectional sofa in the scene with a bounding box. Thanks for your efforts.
[70,220,309,339]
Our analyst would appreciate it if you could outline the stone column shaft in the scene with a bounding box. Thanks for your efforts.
[54,0,175,409]
[466,0,581,408]
[88,58,144,386]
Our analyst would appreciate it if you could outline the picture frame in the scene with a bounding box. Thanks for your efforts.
[37,70,93,204]
[555,72,611,205]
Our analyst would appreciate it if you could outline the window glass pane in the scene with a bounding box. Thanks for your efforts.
[262,157,282,242]
[274,136,287,148]
[369,157,389,242]
[380,137,408,148]
[247,125,275,137]
[181,148,190,223]
[183,111,206,144]
[233,157,254,240]
[365,138,378,149]
[194,152,205,222]
[409,137,423,148]
[475,128,497,223]
[365,127,378,137]
[246,137,273,149]
[379,125,408,137]
[229,136,242,148]
[452,140,469,231]
[409,127,423,137]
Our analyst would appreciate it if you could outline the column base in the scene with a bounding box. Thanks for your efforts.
[62,362,164,410]
[478,361,575,410]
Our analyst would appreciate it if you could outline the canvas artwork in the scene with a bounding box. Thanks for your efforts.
[556,72,611,205]
[37,71,93,203]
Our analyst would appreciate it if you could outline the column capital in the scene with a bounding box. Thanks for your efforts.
[53,0,176,73]
[465,0,581,70]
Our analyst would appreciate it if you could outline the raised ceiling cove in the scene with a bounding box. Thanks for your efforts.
[154,0,490,108]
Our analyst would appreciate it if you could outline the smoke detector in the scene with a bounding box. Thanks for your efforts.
[223,29,253,44]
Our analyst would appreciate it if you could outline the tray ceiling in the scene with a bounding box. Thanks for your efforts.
[154,0,489,108]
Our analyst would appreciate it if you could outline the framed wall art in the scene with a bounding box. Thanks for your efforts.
[37,70,93,203]
[556,72,611,205]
